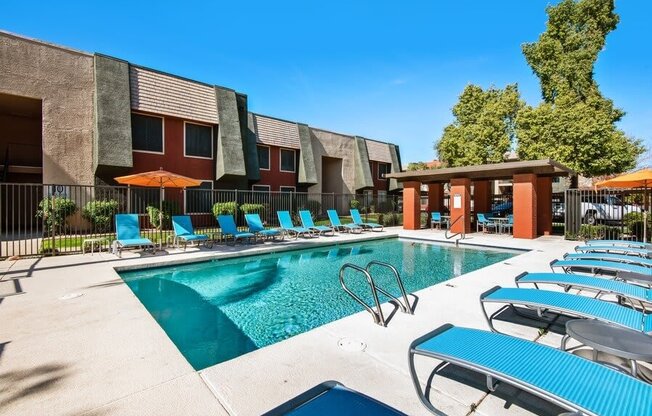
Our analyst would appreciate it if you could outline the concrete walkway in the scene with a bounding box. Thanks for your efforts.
[1,229,582,415]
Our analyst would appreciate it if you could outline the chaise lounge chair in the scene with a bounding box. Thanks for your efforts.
[113,213,155,257]
[327,210,362,234]
[575,244,652,258]
[350,209,384,231]
[515,271,652,310]
[586,239,651,249]
[262,381,405,416]
[245,213,283,241]
[550,259,652,279]
[299,210,334,236]
[408,324,652,416]
[172,215,212,250]
[564,252,652,268]
[217,215,255,244]
[479,286,652,334]
[277,211,314,239]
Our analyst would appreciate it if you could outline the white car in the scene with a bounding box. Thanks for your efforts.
[581,195,641,225]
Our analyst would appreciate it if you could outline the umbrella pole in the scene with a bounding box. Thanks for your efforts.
[159,186,164,251]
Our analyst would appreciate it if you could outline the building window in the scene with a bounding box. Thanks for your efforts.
[363,189,374,203]
[258,145,270,170]
[552,177,560,183]
[378,163,391,180]
[252,185,271,192]
[132,113,164,153]
[280,149,296,173]
[184,122,213,159]
[280,186,295,193]
[185,181,213,214]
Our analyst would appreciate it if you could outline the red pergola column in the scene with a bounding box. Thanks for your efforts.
[402,181,421,230]
[537,176,553,236]
[513,173,537,239]
[427,183,444,212]
[450,178,471,234]
[473,180,492,214]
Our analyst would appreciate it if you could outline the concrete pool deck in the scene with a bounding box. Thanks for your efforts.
[1,229,591,415]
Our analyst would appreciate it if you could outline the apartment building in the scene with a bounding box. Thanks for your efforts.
[0,31,402,199]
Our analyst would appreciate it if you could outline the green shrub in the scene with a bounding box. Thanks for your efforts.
[36,196,77,234]
[146,200,180,230]
[623,212,651,242]
[212,201,238,217]
[577,224,608,241]
[240,203,265,217]
[380,212,403,226]
[82,200,119,233]
[301,199,321,215]
[350,199,360,210]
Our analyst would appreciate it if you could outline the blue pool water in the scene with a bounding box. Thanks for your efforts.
[119,238,517,369]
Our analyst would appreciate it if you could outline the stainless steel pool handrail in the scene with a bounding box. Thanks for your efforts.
[339,263,386,326]
[445,215,465,246]
[366,261,413,315]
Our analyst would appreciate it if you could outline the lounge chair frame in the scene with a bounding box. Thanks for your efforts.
[408,324,652,416]
[113,214,155,257]
[171,215,213,250]
[479,286,649,334]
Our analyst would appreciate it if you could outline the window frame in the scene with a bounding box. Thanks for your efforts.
[183,121,214,160]
[184,180,214,214]
[279,148,297,173]
[252,184,271,192]
[132,112,165,155]
[257,145,271,171]
[280,186,296,193]
[377,163,390,181]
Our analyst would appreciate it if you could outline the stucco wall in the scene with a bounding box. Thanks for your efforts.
[0,32,95,185]
[308,129,356,194]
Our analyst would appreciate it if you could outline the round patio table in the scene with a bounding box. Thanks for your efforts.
[561,319,652,376]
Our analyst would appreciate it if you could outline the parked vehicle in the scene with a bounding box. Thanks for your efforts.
[580,195,641,225]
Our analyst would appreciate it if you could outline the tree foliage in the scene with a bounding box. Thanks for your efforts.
[436,84,523,167]
[406,162,429,171]
[517,0,643,176]
[434,0,645,176]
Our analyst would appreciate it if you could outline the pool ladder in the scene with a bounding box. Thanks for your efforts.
[339,261,413,327]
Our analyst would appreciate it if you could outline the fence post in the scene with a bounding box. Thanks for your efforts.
[51,191,56,256]
[234,189,238,228]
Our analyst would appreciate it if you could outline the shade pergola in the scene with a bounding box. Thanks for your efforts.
[385,159,575,239]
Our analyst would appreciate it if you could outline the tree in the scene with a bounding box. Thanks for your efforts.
[517,0,644,176]
[406,162,429,171]
[436,84,523,167]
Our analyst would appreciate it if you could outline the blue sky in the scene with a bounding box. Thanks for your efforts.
[2,1,650,164]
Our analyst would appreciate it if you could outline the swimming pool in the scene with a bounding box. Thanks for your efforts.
[119,238,518,369]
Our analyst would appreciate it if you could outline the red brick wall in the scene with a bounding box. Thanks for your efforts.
[369,160,390,194]
[255,145,298,191]
[131,113,215,182]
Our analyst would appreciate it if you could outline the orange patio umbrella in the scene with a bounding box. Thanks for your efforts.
[114,168,203,248]
[595,168,652,242]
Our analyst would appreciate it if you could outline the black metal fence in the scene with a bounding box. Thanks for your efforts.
[565,188,651,242]
[0,183,401,258]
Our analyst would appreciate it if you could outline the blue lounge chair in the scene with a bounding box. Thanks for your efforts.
[430,211,447,229]
[408,324,652,416]
[575,244,651,258]
[217,215,255,244]
[564,252,652,268]
[476,213,497,233]
[587,239,651,249]
[515,272,652,308]
[171,215,212,250]
[550,259,652,278]
[299,210,334,236]
[350,209,383,231]
[245,213,283,241]
[501,214,514,234]
[262,381,405,416]
[277,211,314,238]
[327,210,362,234]
[113,214,155,257]
[479,286,652,334]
